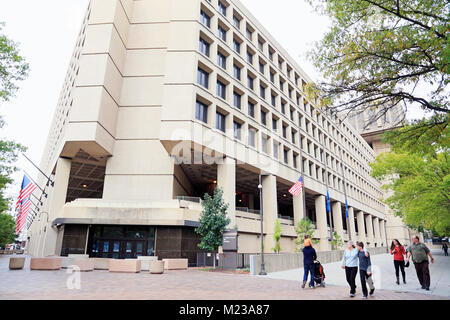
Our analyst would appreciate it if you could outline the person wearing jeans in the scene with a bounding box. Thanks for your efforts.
[341,241,359,297]
[302,243,317,288]
[390,239,407,284]
[356,242,375,298]
[407,236,434,290]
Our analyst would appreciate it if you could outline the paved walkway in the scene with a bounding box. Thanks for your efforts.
[265,249,450,298]
[0,255,447,300]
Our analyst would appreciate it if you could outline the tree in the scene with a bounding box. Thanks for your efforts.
[330,231,344,250]
[272,218,282,253]
[0,22,29,102]
[306,0,449,128]
[294,218,319,251]
[370,118,450,236]
[195,187,231,268]
[0,213,15,248]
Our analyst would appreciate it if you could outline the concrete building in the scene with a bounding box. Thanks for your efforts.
[26,0,387,265]
[347,105,422,246]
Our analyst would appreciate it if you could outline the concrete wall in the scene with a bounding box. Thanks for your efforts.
[250,247,388,275]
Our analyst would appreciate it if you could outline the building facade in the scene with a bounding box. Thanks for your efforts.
[27,0,387,264]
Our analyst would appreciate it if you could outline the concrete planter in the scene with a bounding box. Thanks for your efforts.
[137,256,158,271]
[149,260,165,274]
[163,259,188,270]
[9,257,25,270]
[92,258,110,270]
[72,259,95,272]
[30,257,62,270]
[109,259,141,273]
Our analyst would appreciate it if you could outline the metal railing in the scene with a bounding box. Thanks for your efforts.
[176,196,202,203]
[236,207,261,214]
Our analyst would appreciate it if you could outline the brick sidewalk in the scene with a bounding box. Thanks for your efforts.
[0,256,446,300]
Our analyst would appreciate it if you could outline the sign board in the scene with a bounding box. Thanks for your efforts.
[222,230,238,251]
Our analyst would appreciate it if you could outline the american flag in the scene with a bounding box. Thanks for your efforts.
[288,176,304,196]
[15,175,37,210]
[15,175,37,234]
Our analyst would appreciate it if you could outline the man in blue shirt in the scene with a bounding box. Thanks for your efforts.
[356,241,375,298]
[302,243,317,288]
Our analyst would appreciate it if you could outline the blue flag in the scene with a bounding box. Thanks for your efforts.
[326,190,331,213]
[345,199,349,219]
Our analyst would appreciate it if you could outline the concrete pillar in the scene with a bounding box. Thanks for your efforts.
[315,195,329,251]
[373,217,381,246]
[262,174,277,253]
[356,211,366,244]
[42,157,71,257]
[332,202,344,248]
[217,157,236,228]
[380,219,387,247]
[292,192,304,226]
[348,207,357,242]
[365,214,374,247]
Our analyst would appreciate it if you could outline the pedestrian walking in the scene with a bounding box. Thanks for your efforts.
[301,241,317,289]
[341,240,358,297]
[390,239,407,284]
[406,236,434,291]
[356,242,375,298]
[442,242,448,256]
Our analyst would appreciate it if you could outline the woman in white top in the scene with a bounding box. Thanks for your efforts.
[341,240,359,297]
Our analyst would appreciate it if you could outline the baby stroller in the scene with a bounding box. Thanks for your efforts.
[313,260,326,287]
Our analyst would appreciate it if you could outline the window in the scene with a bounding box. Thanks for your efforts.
[196,101,208,123]
[273,142,279,159]
[218,25,227,41]
[248,128,256,147]
[279,80,284,91]
[259,61,265,74]
[200,10,211,28]
[282,126,287,138]
[269,50,274,61]
[258,39,264,51]
[293,154,298,168]
[233,39,241,54]
[272,118,277,130]
[271,93,276,107]
[233,91,241,109]
[291,131,296,144]
[218,1,227,16]
[246,28,253,40]
[260,85,266,99]
[281,102,286,114]
[217,51,226,69]
[233,64,241,80]
[290,109,294,121]
[284,149,289,164]
[248,102,255,117]
[233,121,241,140]
[217,80,226,99]
[216,112,226,132]
[247,75,254,90]
[233,15,240,28]
[262,135,268,153]
[199,38,210,56]
[197,68,209,88]
[270,71,275,83]
[261,110,267,126]
[247,51,253,64]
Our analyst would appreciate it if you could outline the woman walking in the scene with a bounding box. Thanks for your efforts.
[341,241,358,297]
[301,240,317,289]
[391,239,407,284]
[356,242,375,299]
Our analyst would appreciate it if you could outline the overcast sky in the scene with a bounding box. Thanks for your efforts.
[0,0,423,202]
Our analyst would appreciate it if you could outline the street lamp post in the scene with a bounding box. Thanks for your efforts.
[258,175,267,275]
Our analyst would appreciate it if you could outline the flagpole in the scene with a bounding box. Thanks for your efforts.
[22,153,55,186]
[23,171,47,195]
[336,118,351,241]
[298,134,307,221]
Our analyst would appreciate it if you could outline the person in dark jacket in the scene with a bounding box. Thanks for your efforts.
[356,242,375,298]
[302,243,317,289]
[443,242,448,256]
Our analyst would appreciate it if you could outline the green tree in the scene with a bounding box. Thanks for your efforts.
[371,118,450,236]
[294,218,319,251]
[330,231,344,250]
[272,218,282,253]
[195,187,231,268]
[0,213,15,248]
[306,0,449,127]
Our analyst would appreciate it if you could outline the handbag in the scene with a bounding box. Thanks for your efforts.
[405,261,410,268]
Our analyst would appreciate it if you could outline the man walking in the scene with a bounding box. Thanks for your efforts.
[406,236,434,291]
[442,242,448,256]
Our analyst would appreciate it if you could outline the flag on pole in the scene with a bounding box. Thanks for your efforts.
[326,190,331,213]
[16,198,32,235]
[288,176,303,196]
[345,199,349,219]
[15,175,37,211]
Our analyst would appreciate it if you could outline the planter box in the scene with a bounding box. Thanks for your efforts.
[137,256,158,271]
[92,258,110,270]
[72,259,94,272]
[68,254,89,259]
[149,260,165,274]
[30,257,62,270]
[109,259,141,273]
[163,259,188,270]
[9,257,25,270]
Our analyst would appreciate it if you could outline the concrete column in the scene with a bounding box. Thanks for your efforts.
[315,195,329,251]
[217,157,236,228]
[365,214,374,247]
[373,217,381,246]
[380,219,387,247]
[332,202,344,248]
[42,157,71,257]
[292,192,304,226]
[348,207,357,242]
[262,174,277,253]
[356,211,366,244]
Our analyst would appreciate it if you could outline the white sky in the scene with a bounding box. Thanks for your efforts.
[0,0,424,202]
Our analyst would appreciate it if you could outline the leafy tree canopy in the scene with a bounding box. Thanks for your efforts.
[306,0,449,124]
[0,213,15,247]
